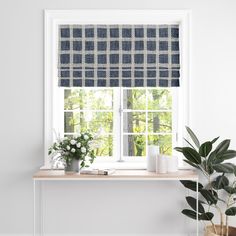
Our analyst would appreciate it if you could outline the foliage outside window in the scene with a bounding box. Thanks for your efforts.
[62,88,176,162]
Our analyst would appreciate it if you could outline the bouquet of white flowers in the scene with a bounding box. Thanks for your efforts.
[48,132,98,171]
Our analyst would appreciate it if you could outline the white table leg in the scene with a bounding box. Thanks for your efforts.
[196,178,199,236]
[33,179,36,236]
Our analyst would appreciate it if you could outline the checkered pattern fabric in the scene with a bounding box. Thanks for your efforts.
[58,25,180,87]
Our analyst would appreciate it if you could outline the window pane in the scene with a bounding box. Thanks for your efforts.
[64,111,113,133]
[64,89,113,110]
[123,112,146,133]
[148,89,172,110]
[123,89,146,110]
[94,135,113,157]
[148,135,172,155]
[148,112,172,133]
[123,135,146,157]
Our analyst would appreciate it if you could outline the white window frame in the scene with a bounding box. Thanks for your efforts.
[44,10,191,168]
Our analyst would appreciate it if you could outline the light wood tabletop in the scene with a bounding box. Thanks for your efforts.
[33,169,198,181]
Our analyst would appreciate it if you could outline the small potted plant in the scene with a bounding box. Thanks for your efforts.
[175,127,236,236]
[48,132,97,174]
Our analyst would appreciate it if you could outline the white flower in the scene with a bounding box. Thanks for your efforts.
[66,145,70,150]
[76,142,81,148]
[84,135,89,140]
[70,140,76,145]
[77,133,81,137]
[71,148,76,153]
[81,147,86,153]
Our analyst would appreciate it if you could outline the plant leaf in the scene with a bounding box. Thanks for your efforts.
[182,147,202,164]
[182,209,198,220]
[225,207,236,216]
[184,160,200,169]
[212,163,235,173]
[200,189,217,205]
[214,139,230,155]
[186,126,200,148]
[200,212,214,221]
[211,137,220,144]
[224,186,236,194]
[220,150,236,161]
[174,147,184,153]
[207,151,217,165]
[180,180,203,192]
[203,160,214,175]
[184,138,196,150]
[212,175,229,190]
[199,142,212,157]
[186,196,205,213]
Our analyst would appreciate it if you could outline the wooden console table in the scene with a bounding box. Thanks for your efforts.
[33,169,199,236]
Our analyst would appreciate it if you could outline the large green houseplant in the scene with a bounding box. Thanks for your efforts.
[175,127,236,236]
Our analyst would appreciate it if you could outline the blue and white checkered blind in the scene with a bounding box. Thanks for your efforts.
[58,25,180,87]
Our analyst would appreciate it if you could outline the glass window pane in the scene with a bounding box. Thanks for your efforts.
[64,89,84,110]
[64,112,113,134]
[123,135,146,157]
[87,89,113,110]
[148,135,172,155]
[123,89,146,110]
[64,89,113,110]
[94,135,113,157]
[148,112,172,133]
[123,112,146,133]
[148,89,172,110]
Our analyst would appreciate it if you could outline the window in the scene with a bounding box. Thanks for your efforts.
[53,87,180,164]
[44,10,190,167]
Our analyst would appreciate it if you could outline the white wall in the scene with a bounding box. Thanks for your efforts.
[0,0,236,235]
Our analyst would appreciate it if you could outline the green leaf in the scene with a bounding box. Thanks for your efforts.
[224,186,236,194]
[186,126,200,148]
[200,189,217,205]
[180,180,203,192]
[213,150,236,164]
[182,209,198,220]
[215,139,230,155]
[182,147,201,164]
[199,142,212,157]
[225,207,236,216]
[184,138,196,150]
[211,137,220,144]
[186,196,205,213]
[174,147,184,153]
[212,163,235,173]
[184,160,200,169]
[212,175,229,190]
[203,160,214,175]
[220,150,236,161]
[200,212,214,221]
[207,151,216,165]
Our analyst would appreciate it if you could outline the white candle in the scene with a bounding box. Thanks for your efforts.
[167,156,178,173]
[147,145,159,172]
[157,155,167,174]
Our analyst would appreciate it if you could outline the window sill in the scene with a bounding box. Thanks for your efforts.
[41,161,147,170]
[41,161,191,171]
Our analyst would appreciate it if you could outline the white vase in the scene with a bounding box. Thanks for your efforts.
[64,159,80,174]
[167,156,178,173]
[147,145,159,172]
[156,155,167,174]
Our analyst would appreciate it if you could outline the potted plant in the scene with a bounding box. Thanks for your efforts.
[175,127,236,236]
[48,132,97,174]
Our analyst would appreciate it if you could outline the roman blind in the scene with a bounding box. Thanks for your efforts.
[58,24,180,87]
